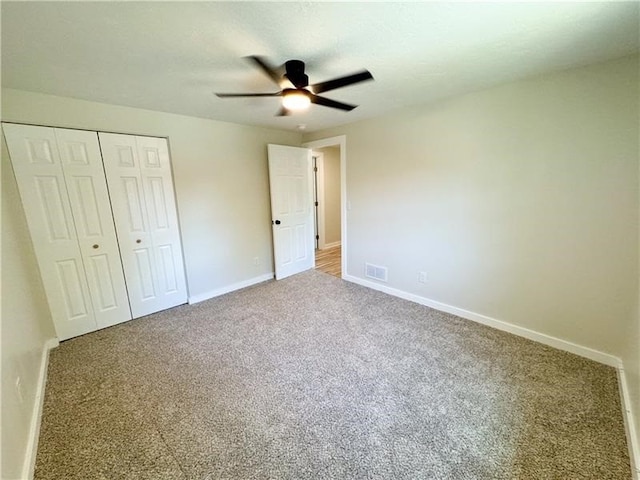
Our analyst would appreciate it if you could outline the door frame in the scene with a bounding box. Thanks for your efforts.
[302,135,346,279]
[312,151,326,250]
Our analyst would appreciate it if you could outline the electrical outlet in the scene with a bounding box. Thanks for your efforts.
[15,376,24,404]
[253,256,260,265]
[418,271,427,283]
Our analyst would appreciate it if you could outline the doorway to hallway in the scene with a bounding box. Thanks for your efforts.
[311,145,341,278]
[304,136,347,279]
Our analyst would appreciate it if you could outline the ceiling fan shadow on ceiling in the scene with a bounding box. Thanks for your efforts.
[215,56,374,116]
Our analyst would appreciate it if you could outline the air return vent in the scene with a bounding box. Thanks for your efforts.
[365,263,388,282]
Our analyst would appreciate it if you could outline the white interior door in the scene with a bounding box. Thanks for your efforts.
[3,123,98,339]
[268,144,314,280]
[99,132,187,317]
[54,128,132,329]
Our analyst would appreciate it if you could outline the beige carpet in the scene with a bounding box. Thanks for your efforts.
[35,270,630,479]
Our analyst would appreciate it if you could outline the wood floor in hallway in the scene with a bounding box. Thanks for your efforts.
[315,245,341,278]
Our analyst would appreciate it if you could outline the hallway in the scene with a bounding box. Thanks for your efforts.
[315,245,341,278]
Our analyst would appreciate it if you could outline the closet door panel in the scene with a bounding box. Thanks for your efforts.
[3,123,97,340]
[100,132,186,317]
[99,133,157,317]
[119,170,158,306]
[137,136,188,304]
[55,128,132,328]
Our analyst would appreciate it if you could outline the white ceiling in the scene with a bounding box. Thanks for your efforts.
[2,2,638,133]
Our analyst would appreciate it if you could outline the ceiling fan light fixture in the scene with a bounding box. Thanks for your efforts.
[282,89,311,111]
[215,56,373,115]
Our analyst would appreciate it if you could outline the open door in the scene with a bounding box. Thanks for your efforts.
[268,144,314,280]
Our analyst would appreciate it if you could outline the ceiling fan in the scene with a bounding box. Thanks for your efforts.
[215,56,374,116]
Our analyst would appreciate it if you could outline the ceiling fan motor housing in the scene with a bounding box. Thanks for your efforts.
[284,60,309,88]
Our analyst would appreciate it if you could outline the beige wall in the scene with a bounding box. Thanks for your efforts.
[305,55,639,442]
[1,134,56,479]
[316,146,341,246]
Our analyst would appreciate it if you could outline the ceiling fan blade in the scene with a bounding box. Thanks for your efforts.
[310,94,357,111]
[246,55,282,85]
[215,92,281,98]
[310,70,374,94]
[276,107,291,117]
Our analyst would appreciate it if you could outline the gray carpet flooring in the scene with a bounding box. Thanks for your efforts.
[35,270,630,479]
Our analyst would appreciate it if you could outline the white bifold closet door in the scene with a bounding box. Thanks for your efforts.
[99,133,188,318]
[3,124,132,339]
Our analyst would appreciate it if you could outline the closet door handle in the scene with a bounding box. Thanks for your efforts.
[136,239,142,244]
[92,244,99,249]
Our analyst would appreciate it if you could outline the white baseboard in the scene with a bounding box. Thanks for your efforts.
[321,241,341,250]
[23,337,58,480]
[343,274,619,367]
[618,363,640,479]
[188,273,274,304]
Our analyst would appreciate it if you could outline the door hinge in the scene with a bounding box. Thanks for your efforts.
[314,201,318,207]
[314,166,318,172]
[316,235,319,240]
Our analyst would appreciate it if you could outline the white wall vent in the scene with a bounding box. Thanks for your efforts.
[365,263,388,282]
